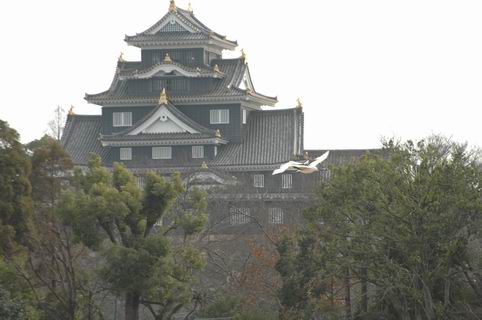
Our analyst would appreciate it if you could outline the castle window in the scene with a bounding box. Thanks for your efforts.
[214,146,218,157]
[192,146,204,159]
[242,109,247,124]
[136,176,146,189]
[113,112,132,127]
[281,174,292,189]
[120,148,132,161]
[210,109,229,124]
[320,169,331,182]
[229,208,251,225]
[152,146,172,159]
[269,208,284,224]
[253,174,264,188]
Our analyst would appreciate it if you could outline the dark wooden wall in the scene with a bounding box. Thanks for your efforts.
[112,145,217,167]
[102,106,155,135]
[178,104,242,143]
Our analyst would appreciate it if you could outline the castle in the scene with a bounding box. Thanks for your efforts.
[61,0,373,229]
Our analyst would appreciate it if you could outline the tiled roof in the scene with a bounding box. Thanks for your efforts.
[119,61,223,79]
[125,8,237,48]
[61,115,110,165]
[85,59,277,106]
[213,108,303,167]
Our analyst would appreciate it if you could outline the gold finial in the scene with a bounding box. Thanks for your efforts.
[187,2,193,13]
[159,88,168,105]
[68,105,75,116]
[118,52,125,62]
[169,0,177,12]
[240,49,247,62]
[201,161,208,170]
[296,98,303,109]
[215,129,221,138]
[213,64,220,73]
[163,53,172,64]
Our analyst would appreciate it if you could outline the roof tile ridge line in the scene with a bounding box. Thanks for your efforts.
[138,11,173,35]
[173,10,209,33]
[213,57,243,63]
[175,8,222,36]
[85,64,121,99]
[61,115,77,148]
[226,59,244,88]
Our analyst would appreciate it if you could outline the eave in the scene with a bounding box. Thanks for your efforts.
[119,62,224,80]
[100,136,228,147]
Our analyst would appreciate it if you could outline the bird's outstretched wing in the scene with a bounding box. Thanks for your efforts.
[273,161,299,175]
[308,151,330,168]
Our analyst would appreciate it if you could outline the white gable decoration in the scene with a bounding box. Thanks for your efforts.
[149,15,197,34]
[237,69,255,91]
[128,106,200,135]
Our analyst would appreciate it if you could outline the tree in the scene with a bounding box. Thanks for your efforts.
[277,137,482,319]
[28,135,72,204]
[19,137,104,320]
[0,286,28,320]
[46,106,66,141]
[0,119,32,254]
[58,155,208,320]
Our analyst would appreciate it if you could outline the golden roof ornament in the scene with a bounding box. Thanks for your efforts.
[159,88,168,105]
[201,161,208,170]
[187,3,193,13]
[163,53,173,64]
[68,105,75,116]
[118,52,125,62]
[169,0,177,12]
[296,98,303,109]
[213,64,220,73]
[215,129,222,138]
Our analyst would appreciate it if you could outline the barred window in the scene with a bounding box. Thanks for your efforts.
[210,109,229,124]
[120,148,132,161]
[113,112,132,127]
[229,208,251,225]
[192,146,204,159]
[242,109,247,124]
[253,174,264,188]
[152,147,172,159]
[135,176,146,189]
[269,208,284,224]
[282,174,292,189]
[320,169,331,182]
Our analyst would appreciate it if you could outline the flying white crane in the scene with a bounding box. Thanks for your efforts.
[272,151,330,175]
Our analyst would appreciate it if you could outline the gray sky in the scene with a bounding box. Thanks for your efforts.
[1,0,481,149]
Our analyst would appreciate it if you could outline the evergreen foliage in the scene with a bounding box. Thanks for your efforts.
[59,154,208,320]
[277,137,482,319]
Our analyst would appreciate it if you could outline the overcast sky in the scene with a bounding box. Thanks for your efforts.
[1,0,481,149]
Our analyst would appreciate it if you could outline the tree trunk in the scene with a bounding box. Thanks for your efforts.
[361,267,368,313]
[345,268,352,320]
[125,292,140,320]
